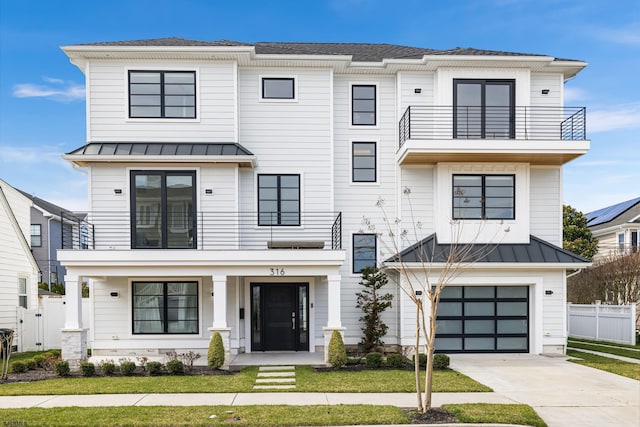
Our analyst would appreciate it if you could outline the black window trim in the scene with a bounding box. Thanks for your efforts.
[351,141,377,183]
[131,280,199,335]
[453,79,515,139]
[452,174,516,220]
[351,84,377,126]
[128,70,197,119]
[352,233,377,274]
[261,77,296,100]
[257,173,301,227]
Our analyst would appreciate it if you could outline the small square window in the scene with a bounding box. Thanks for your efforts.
[262,78,295,99]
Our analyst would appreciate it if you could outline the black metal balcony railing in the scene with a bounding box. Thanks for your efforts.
[62,211,342,251]
[399,106,586,147]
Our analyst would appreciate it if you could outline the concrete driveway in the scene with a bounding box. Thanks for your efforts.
[449,354,640,427]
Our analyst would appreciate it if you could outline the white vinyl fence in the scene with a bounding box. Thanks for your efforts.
[567,303,637,345]
[15,296,91,352]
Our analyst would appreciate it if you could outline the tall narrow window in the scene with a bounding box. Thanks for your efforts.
[453,175,515,220]
[131,171,196,249]
[258,174,300,226]
[18,277,27,309]
[352,142,376,182]
[129,71,196,118]
[262,78,295,99]
[618,233,625,252]
[132,281,198,334]
[454,79,514,139]
[352,85,376,125]
[30,224,42,247]
[632,231,639,253]
[353,234,376,273]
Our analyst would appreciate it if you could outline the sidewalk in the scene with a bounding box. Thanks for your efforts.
[0,391,514,409]
[567,347,640,364]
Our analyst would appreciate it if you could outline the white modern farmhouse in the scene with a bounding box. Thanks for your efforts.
[58,38,590,366]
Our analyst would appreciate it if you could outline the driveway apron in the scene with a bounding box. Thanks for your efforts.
[449,354,640,427]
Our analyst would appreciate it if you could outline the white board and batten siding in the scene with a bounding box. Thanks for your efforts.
[0,181,38,339]
[88,60,237,142]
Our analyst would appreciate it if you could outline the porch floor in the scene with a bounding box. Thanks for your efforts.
[230,352,325,370]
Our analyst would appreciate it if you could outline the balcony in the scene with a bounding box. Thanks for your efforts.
[398,106,589,165]
[61,211,342,251]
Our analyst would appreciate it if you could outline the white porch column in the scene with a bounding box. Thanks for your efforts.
[61,273,87,368]
[326,274,342,329]
[212,275,228,329]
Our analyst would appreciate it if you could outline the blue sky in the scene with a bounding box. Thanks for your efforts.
[1,0,638,213]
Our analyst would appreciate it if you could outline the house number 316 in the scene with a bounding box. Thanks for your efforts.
[270,268,285,276]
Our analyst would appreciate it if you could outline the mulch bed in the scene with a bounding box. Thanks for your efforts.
[405,408,460,424]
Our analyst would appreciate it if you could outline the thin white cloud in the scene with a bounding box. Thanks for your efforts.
[0,145,68,168]
[596,23,640,46]
[13,77,85,102]
[588,103,640,133]
[563,87,588,103]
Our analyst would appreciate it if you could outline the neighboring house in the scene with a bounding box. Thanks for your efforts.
[0,179,40,350]
[17,190,79,288]
[58,38,590,366]
[586,197,640,259]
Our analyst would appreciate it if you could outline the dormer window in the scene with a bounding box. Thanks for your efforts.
[129,71,196,118]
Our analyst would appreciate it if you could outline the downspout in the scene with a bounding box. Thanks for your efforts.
[46,215,53,291]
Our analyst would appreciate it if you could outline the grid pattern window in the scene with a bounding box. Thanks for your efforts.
[352,142,376,182]
[129,71,196,118]
[132,281,198,334]
[352,85,376,125]
[618,233,625,251]
[18,277,27,309]
[30,224,42,247]
[353,234,376,273]
[453,175,515,220]
[258,174,300,226]
[262,78,295,99]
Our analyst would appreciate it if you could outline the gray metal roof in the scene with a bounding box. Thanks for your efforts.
[70,38,581,63]
[67,142,254,157]
[385,234,588,264]
[17,189,76,218]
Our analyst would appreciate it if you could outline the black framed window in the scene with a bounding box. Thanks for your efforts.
[262,78,295,99]
[353,233,376,273]
[453,175,515,220]
[258,174,300,226]
[30,224,42,247]
[129,71,196,118]
[454,79,514,139]
[131,171,196,249]
[132,281,198,334]
[352,142,376,182]
[352,85,376,125]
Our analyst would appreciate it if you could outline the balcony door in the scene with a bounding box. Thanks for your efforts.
[131,171,196,249]
[454,79,515,139]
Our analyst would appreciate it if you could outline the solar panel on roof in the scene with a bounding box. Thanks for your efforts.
[586,197,640,226]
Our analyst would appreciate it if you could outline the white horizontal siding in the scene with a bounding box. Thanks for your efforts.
[88,60,236,142]
[530,167,562,245]
[400,166,435,242]
[530,73,562,106]
[398,71,435,112]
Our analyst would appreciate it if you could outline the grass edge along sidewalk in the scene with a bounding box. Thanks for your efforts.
[567,349,640,380]
[0,403,548,427]
[567,337,640,360]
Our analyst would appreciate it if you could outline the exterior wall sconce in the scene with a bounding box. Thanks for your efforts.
[114,189,123,195]
[545,290,554,295]
[541,89,550,95]
[415,290,423,296]
[110,291,119,299]
[414,88,422,94]
[205,189,213,195]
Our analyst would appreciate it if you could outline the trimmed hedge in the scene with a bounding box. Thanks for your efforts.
[166,359,185,375]
[146,361,163,376]
[385,353,404,368]
[120,361,136,376]
[80,362,96,377]
[365,352,383,369]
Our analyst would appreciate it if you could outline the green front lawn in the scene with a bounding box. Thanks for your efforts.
[444,403,547,427]
[0,366,490,395]
[567,349,640,380]
[568,339,640,360]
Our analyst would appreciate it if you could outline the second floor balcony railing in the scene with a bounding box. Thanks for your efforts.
[399,106,586,147]
[62,211,342,251]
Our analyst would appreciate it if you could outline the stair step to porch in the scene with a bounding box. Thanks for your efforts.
[255,378,295,383]
[253,385,297,390]
[257,371,295,378]
[253,365,296,390]
[259,365,295,371]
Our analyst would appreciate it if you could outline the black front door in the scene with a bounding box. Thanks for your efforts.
[251,283,309,351]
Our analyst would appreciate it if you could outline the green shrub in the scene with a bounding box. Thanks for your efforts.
[385,353,404,368]
[25,359,37,370]
[166,359,185,375]
[146,361,163,376]
[55,361,70,376]
[328,330,347,368]
[207,332,225,370]
[10,361,27,373]
[48,350,62,358]
[433,353,450,369]
[413,353,427,368]
[365,352,383,369]
[100,361,116,376]
[33,355,45,368]
[79,362,95,377]
[120,361,136,376]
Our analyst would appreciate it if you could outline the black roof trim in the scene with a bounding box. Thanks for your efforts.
[66,142,254,157]
[384,234,589,264]
[17,189,76,218]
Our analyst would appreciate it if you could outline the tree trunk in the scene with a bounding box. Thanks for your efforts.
[414,299,423,412]
[422,298,437,412]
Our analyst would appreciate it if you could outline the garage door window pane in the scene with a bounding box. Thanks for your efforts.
[438,302,462,316]
[440,286,462,298]
[465,302,494,316]
[465,320,494,334]
[435,337,462,351]
[465,337,494,350]
[497,337,528,350]
[497,302,527,316]
[436,319,462,334]
[497,286,528,298]
[465,286,494,298]
[497,319,528,334]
